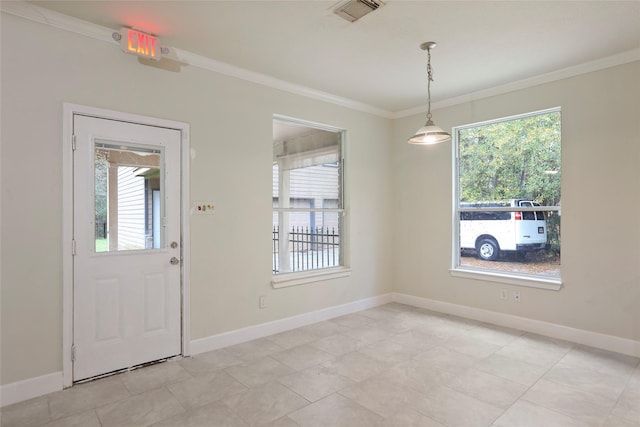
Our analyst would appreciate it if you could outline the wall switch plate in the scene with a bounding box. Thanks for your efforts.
[259,295,267,309]
[500,289,509,300]
[513,291,521,302]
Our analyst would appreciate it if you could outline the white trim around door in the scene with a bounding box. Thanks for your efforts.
[62,103,191,388]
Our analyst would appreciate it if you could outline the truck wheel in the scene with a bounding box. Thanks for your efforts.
[477,238,499,261]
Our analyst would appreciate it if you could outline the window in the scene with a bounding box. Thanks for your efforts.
[272,117,346,283]
[94,143,162,252]
[453,108,561,287]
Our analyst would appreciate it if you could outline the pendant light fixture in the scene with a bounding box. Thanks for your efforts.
[408,41,451,145]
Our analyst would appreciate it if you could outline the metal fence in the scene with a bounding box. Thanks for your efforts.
[96,221,107,238]
[273,226,340,273]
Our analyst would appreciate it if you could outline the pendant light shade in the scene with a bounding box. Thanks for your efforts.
[408,41,451,145]
[408,119,451,145]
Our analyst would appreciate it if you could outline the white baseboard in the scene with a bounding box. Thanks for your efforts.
[0,294,392,407]
[0,372,63,407]
[393,293,640,358]
[190,293,393,355]
[5,292,635,408]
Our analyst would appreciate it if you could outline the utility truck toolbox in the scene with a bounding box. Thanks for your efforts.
[460,199,547,261]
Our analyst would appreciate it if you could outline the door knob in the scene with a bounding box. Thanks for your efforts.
[170,257,180,265]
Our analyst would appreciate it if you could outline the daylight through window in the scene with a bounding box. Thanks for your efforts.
[454,108,561,283]
[273,118,344,275]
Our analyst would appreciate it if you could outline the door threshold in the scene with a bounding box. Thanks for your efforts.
[73,354,183,385]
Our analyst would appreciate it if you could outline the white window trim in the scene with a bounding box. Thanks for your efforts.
[272,266,352,289]
[272,115,348,285]
[450,107,562,289]
[449,268,561,290]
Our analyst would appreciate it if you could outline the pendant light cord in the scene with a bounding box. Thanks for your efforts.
[426,47,433,123]
[408,41,451,144]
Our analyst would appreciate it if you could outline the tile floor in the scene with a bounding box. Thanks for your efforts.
[2,303,639,427]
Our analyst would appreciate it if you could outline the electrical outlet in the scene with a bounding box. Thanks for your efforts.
[500,289,508,300]
[513,291,521,302]
[259,295,267,309]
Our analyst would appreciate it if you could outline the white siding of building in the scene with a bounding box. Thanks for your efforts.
[117,166,146,250]
[273,164,340,229]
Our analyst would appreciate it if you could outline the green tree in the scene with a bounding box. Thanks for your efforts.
[95,150,108,238]
[459,112,561,254]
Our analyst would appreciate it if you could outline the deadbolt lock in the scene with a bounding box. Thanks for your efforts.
[170,241,178,249]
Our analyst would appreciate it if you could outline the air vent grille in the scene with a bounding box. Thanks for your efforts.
[334,0,383,22]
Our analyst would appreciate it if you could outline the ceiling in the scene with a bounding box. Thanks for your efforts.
[24,1,640,114]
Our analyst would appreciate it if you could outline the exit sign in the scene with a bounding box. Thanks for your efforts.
[119,28,161,60]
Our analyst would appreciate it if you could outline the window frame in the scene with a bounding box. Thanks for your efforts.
[271,115,351,288]
[450,107,562,290]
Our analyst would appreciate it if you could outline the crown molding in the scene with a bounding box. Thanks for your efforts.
[393,48,640,119]
[170,48,394,118]
[1,1,394,119]
[3,1,638,120]
[1,1,115,44]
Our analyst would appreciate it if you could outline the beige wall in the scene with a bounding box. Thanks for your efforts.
[0,14,393,385]
[392,61,640,342]
[2,11,639,388]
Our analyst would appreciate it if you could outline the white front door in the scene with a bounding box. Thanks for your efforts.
[73,115,182,381]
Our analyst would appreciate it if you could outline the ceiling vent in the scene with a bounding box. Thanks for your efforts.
[333,0,384,22]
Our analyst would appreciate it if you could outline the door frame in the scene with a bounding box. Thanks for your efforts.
[62,103,191,387]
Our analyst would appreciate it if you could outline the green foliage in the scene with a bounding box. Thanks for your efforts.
[459,111,561,254]
[94,152,108,236]
[459,112,561,205]
[95,238,108,253]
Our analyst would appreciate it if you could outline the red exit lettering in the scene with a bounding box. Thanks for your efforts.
[120,28,161,60]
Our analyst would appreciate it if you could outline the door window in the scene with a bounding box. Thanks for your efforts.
[94,142,163,252]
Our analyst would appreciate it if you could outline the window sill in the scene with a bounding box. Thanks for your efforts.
[272,267,352,289]
[449,267,562,290]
